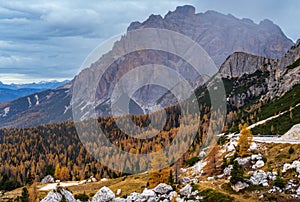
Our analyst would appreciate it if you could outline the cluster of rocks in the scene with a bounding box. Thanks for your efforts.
[94,183,203,202]
[41,188,79,202]
[234,153,265,169]
[41,183,206,202]
[282,160,300,175]
[79,176,98,184]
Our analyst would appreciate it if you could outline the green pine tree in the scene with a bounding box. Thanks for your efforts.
[20,187,29,202]
[230,161,245,184]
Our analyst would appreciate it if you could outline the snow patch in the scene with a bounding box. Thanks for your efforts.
[35,94,39,105]
[64,105,71,114]
[27,97,32,108]
[2,107,10,117]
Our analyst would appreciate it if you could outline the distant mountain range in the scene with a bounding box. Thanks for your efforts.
[0,5,297,128]
[0,80,69,103]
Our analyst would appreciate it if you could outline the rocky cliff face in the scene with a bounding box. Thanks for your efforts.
[279,39,300,68]
[128,5,293,67]
[215,40,300,109]
[219,52,278,78]
[262,40,300,101]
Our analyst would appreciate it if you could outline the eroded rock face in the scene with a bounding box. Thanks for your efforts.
[92,186,115,202]
[219,52,277,78]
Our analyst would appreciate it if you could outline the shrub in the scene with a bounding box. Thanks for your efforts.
[288,146,295,154]
[273,169,285,189]
[185,156,200,167]
[75,192,89,202]
[198,188,234,202]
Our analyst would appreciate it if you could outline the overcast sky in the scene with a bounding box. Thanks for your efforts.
[0,0,299,84]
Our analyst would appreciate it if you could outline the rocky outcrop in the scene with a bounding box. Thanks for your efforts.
[224,165,233,176]
[217,41,300,109]
[252,160,265,169]
[231,181,249,192]
[41,175,54,184]
[179,184,192,196]
[41,188,77,202]
[279,39,300,69]
[250,170,268,186]
[282,161,300,173]
[261,40,300,102]
[92,186,115,202]
[219,52,277,78]
[280,124,300,140]
[152,183,173,195]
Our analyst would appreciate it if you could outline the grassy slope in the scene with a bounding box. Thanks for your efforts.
[251,84,300,135]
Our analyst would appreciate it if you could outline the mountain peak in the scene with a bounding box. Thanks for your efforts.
[259,19,274,26]
[173,5,196,15]
[164,5,196,19]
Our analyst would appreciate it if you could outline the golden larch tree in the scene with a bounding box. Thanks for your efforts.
[204,145,221,176]
[237,124,253,157]
[148,152,170,188]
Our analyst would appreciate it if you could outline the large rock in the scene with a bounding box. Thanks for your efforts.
[92,186,115,202]
[141,188,156,199]
[179,184,192,196]
[297,186,300,195]
[224,165,233,176]
[267,172,277,181]
[250,170,268,186]
[180,177,191,184]
[231,181,249,192]
[168,191,177,201]
[226,140,237,152]
[249,142,258,151]
[116,189,122,196]
[41,188,77,202]
[41,175,54,184]
[236,157,251,165]
[126,192,144,202]
[252,160,265,169]
[114,198,126,202]
[282,160,300,173]
[153,183,173,194]
[251,154,262,161]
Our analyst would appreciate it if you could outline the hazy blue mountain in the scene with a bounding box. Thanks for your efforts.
[0,80,69,103]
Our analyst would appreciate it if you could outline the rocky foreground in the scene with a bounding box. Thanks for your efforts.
[41,183,200,202]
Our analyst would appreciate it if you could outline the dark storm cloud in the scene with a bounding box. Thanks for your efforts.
[0,0,298,83]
